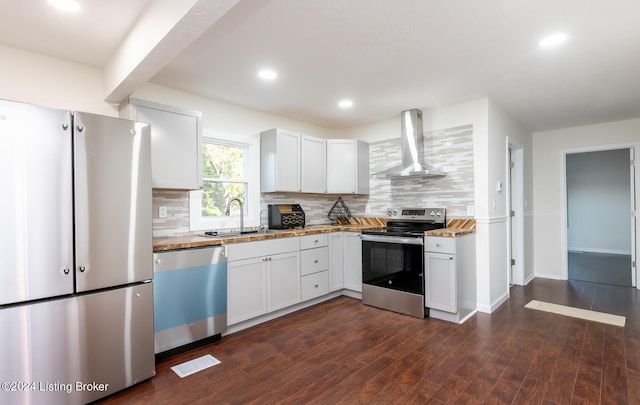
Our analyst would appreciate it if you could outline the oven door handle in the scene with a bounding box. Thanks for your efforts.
[360,234,424,245]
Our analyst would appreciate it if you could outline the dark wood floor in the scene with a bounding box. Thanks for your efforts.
[569,251,632,287]
[100,279,640,404]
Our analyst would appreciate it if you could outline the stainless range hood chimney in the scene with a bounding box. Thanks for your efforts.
[372,109,446,179]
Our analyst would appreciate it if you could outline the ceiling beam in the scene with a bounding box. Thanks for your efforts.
[103,0,240,104]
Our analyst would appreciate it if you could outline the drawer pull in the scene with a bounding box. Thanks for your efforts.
[314,284,319,288]
[314,259,318,264]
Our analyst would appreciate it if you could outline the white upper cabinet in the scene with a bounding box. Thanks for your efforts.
[326,139,369,194]
[301,134,327,193]
[120,99,202,190]
[260,129,301,192]
[261,129,369,195]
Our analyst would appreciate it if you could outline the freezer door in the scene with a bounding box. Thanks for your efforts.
[78,282,156,403]
[0,294,84,405]
[0,283,155,405]
[0,100,74,305]
[74,112,152,291]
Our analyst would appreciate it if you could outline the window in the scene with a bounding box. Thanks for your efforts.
[190,131,260,231]
[202,141,248,217]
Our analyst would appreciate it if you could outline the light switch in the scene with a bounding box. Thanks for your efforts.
[159,206,168,218]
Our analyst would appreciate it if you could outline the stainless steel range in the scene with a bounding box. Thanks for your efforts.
[361,208,446,318]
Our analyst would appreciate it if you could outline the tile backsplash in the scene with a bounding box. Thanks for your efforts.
[152,124,474,237]
[367,124,474,217]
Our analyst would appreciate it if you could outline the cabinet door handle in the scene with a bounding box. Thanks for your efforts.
[314,259,318,264]
[314,284,319,288]
[449,256,453,260]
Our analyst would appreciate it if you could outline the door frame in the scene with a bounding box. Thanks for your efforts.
[560,142,640,287]
[507,139,525,286]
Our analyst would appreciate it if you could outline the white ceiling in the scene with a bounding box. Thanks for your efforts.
[2,0,640,131]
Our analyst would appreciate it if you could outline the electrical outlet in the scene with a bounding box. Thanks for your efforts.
[159,206,167,218]
[466,205,475,216]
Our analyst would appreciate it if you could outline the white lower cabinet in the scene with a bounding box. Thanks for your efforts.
[328,233,346,291]
[227,238,300,325]
[301,270,329,301]
[267,252,301,311]
[300,234,329,301]
[424,234,476,323]
[227,257,266,325]
[344,232,363,292]
[424,251,457,313]
[226,232,363,327]
[328,232,362,292]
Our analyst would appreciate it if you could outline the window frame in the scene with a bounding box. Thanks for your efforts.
[189,130,260,232]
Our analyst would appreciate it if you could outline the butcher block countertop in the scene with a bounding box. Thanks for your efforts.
[426,219,477,238]
[153,217,477,251]
[153,217,386,252]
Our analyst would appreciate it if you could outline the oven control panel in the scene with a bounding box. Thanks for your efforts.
[386,207,446,222]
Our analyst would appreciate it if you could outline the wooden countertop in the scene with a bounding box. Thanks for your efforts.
[153,218,386,252]
[153,217,476,251]
[426,218,477,237]
[425,228,475,237]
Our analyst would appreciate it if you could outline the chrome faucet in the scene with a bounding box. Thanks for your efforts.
[259,208,268,232]
[225,198,244,233]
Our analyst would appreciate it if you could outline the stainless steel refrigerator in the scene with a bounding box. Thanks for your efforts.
[0,100,155,405]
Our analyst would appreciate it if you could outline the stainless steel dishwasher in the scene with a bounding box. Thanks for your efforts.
[153,246,227,354]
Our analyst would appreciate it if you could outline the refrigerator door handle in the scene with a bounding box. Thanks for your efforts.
[74,113,90,280]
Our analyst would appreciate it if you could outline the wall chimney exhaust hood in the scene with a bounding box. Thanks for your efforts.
[372,109,446,179]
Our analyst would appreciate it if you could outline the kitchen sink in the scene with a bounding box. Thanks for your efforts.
[202,229,273,239]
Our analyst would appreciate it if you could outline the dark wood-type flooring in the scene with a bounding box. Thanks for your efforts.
[100,278,640,404]
[569,251,632,287]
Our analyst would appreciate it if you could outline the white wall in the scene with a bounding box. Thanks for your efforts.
[486,100,532,309]
[532,117,640,279]
[0,45,117,116]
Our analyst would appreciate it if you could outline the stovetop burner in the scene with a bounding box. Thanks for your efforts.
[361,207,446,237]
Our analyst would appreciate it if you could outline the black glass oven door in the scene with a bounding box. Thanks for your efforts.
[362,239,424,295]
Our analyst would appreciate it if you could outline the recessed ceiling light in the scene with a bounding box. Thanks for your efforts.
[539,33,569,48]
[338,99,353,109]
[48,0,81,13]
[257,69,277,81]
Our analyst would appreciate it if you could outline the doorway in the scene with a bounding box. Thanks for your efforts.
[565,147,635,287]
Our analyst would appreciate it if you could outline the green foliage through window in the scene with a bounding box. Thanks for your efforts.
[202,141,248,217]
